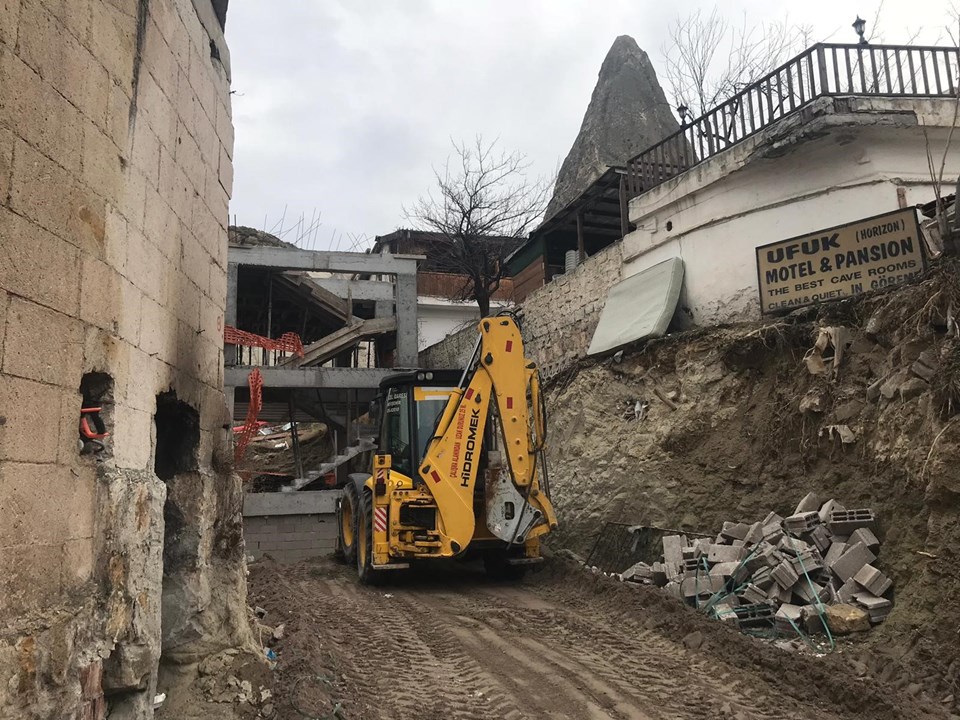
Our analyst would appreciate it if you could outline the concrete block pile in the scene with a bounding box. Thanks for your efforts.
[620,494,893,637]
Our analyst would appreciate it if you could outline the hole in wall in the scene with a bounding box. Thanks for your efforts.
[666,220,674,232]
[79,372,114,457]
[154,392,199,481]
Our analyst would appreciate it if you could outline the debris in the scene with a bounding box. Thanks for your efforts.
[804,327,851,378]
[613,350,624,363]
[616,495,893,640]
[819,424,856,444]
[153,693,166,709]
[272,624,285,641]
[255,606,267,619]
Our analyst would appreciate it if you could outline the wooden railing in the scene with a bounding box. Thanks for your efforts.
[626,44,959,198]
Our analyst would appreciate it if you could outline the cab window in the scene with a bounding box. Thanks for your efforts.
[382,387,412,477]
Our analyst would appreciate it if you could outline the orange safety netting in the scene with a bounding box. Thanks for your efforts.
[234,368,263,464]
[223,326,305,357]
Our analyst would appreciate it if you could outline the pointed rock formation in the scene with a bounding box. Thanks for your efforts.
[545,35,679,219]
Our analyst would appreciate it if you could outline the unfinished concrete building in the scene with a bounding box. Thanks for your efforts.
[0,1,248,718]
[224,239,423,561]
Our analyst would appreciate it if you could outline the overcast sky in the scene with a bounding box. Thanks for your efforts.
[225,1,948,251]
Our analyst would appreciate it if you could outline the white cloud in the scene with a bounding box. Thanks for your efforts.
[225,0,950,248]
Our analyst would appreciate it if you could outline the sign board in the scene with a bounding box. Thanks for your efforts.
[756,208,925,314]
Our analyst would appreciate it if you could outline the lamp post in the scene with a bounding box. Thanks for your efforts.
[852,16,868,45]
[677,104,689,125]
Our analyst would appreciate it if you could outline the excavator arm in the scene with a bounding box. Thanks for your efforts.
[418,315,558,554]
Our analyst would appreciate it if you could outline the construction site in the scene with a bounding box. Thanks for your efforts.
[1,1,960,718]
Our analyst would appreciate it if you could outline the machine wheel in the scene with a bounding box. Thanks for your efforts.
[483,550,527,581]
[356,491,385,586]
[336,484,360,564]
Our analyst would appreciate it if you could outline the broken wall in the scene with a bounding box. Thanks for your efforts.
[0,1,249,718]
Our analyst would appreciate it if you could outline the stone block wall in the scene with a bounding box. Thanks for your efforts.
[243,491,339,562]
[520,242,624,378]
[0,2,248,718]
[418,243,624,378]
[244,515,338,562]
[419,321,478,369]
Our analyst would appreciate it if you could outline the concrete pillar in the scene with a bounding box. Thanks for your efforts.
[395,271,418,368]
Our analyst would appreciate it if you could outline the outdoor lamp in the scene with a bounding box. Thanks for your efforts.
[852,16,868,45]
[677,104,689,124]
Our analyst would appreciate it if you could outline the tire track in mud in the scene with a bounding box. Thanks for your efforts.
[418,586,818,720]
[248,560,946,720]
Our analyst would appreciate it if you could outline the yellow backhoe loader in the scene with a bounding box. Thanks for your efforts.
[335,313,558,583]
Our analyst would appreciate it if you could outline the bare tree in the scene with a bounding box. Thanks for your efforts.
[661,8,810,121]
[404,137,551,317]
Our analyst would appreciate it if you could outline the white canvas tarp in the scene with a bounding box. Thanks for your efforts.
[587,257,684,356]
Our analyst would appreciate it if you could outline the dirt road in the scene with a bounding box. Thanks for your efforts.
[248,558,947,720]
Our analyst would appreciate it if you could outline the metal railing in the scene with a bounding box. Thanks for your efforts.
[626,43,960,199]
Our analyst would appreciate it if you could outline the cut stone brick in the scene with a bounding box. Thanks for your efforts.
[848,527,880,553]
[743,522,764,545]
[739,583,768,605]
[751,566,775,590]
[829,508,876,535]
[709,562,740,578]
[772,560,799,589]
[818,498,846,524]
[784,511,820,534]
[775,603,803,633]
[837,577,860,603]
[853,564,892,596]
[761,511,784,527]
[789,549,824,576]
[829,541,876,582]
[720,522,751,541]
[852,591,893,622]
[794,492,821,514]
[651,562,668,587]
[680,574,725,598]
[707,544,747,564]
[778,536,813,557]
[794,579,829,604]
[662,534,686,567]
[805,525,832,553]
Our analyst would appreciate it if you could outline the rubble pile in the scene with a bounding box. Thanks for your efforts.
[620,494,893,638]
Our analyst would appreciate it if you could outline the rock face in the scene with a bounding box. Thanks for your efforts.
[545,35,680,219]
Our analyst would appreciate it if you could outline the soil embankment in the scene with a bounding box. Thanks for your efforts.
[544,262,960,708]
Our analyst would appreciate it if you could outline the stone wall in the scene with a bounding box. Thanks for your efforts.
[419,321,479,369]
[0,2,248,718]
[520,242,624,378]
[242,491,338,563]
[418,243,624,378]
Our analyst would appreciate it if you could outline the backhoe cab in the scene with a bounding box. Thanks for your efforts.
[336,315,558,583]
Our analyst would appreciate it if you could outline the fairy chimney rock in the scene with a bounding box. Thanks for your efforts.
[545,35,680,219]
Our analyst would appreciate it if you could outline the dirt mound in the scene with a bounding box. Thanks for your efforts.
[543,260,960,709]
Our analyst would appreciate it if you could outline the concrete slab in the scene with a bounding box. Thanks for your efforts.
[587,257,684,356]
